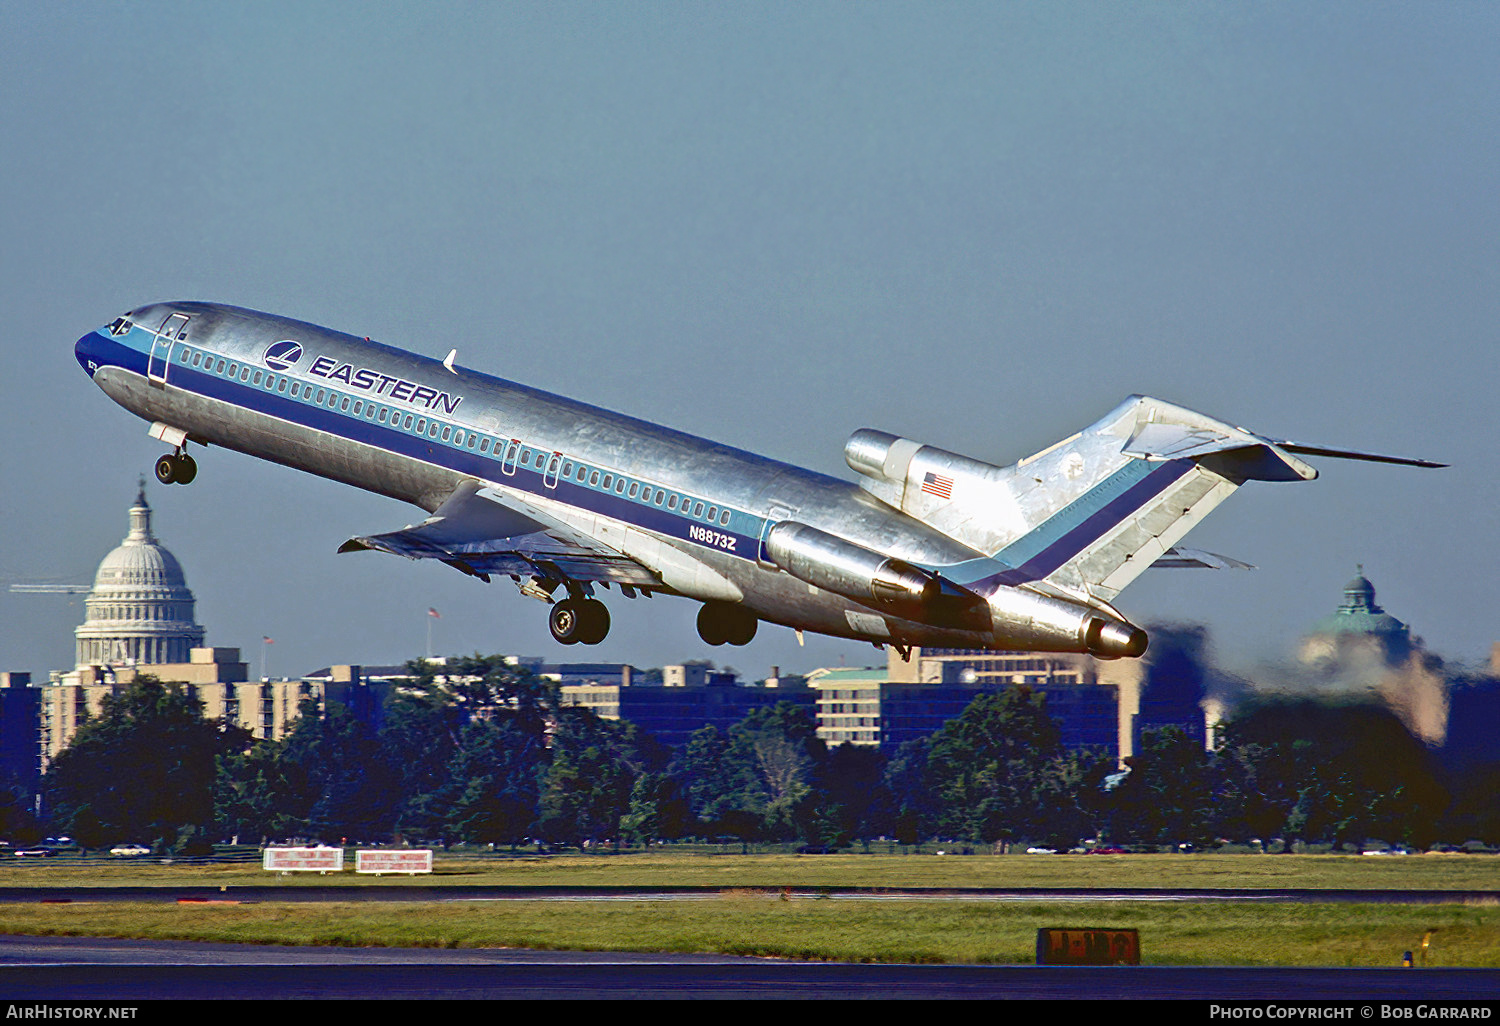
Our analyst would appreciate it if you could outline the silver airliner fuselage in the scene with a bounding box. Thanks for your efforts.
[76,302,1439,657]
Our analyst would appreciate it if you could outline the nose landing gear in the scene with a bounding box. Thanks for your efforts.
[549,597,610,645]
[154,450,197,485]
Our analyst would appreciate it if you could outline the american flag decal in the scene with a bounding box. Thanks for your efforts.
[921,471,954,500]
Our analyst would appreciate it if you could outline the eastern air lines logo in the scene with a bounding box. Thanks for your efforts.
[263,340,304,371]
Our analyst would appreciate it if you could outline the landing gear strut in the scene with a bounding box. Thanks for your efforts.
[154,450,197,485]
[696,602,758,646]
[549,598,610,645]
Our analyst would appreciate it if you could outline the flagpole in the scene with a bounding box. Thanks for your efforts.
[425,607,440,662]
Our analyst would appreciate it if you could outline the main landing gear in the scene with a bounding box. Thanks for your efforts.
[697,601,758,647]
[154,450,197,485]
[549,597,610,646]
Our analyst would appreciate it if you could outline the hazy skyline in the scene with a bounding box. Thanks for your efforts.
[2,2,1495,682]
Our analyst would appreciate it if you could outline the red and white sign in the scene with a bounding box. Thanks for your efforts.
[263,846,344,873]
[355,849,433,875]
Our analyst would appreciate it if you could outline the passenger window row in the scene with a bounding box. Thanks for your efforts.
[179,346,737,530]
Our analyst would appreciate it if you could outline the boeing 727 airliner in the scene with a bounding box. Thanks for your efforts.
[75,303,1442,657]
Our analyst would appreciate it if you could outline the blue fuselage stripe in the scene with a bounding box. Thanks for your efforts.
[962,460,1192,591]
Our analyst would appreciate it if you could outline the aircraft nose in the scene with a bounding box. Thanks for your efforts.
[76,327,108,379]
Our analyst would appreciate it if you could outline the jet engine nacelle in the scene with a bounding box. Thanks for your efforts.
[982,584,1150,659]
[763,521,988,630]
[843,427,1016,525]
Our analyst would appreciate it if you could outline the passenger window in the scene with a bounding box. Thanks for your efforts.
[241,367,250,381]
[416,419,426,433]
[479,437,488,452]
[403,415,413,429]
[655,490,665,506]
[452,430,462,445]
[668,495,678,510]
[467,434,475,448]
[441,426,451,442]
[429,421,439,437]
[707,506,717,521]
[192,352,202,367]
[720,510,730,526]
[340,397,350,411]
[278,379,287,393]
[379,408,388,422]
[589,471,600,486]
[216,360,226,374]
[353,401,362,415]
[693,502,704,518]
[562,461,573,476]
[316,390,326,403]
[253,371,262,385]
[615,479,626,494]
[628,483,638,499]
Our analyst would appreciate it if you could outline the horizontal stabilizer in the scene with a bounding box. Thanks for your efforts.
[1151,546,1256,570]
[1275,442,1447,469]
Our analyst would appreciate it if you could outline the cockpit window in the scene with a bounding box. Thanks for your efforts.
[108,317,133,336]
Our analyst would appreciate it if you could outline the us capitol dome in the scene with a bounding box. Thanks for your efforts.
[73,482,205,668]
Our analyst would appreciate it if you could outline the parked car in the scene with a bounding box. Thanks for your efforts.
[109,844,151,857]
[13,847,57,858]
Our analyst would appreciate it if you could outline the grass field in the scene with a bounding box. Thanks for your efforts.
[1,851,1497,891]
[0,853,1496,966]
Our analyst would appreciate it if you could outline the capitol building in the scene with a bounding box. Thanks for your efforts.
[72,483,205,667]
[39,484,338,766]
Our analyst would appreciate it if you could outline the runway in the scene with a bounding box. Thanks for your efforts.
[2,888,1498,999]
[1,936,1498,1000]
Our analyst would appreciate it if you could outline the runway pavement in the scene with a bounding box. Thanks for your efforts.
[1,936,1498,999]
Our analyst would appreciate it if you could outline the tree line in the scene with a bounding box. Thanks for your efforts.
[19,654,1499,854]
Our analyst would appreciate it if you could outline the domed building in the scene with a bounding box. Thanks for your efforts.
[1298,569,1413,667]
[73,483,205,668]
[1297,568,1447,745]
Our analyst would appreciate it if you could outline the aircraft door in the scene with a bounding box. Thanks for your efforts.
[502,439,520,476]
[544,452,563,489]
[148,312,190,384]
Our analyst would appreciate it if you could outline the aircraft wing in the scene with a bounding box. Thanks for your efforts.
[338,478,662,589]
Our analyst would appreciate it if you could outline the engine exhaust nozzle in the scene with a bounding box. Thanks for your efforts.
[1084,618,1149,659]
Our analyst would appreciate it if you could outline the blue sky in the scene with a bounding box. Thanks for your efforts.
[2,1,1495,681]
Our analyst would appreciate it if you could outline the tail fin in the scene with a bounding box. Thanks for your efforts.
[847,395,1435,604]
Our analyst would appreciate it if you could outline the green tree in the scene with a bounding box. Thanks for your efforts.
[537,708,665,848]
[442,717,548,846]
[1108,726,1221,847]
[925,687,1084,849]
[45,677,249,852]
[1219,698,1448,849]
